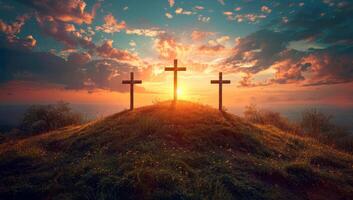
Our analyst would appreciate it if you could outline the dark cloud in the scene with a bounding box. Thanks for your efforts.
[67,52,91,65]
[34,16,137,62]
[224,2,353,87]
[301,45,353,86]
[96,40,137,61]
[0,48,148,93]
[15,0,99,24]
[35,15,95,49]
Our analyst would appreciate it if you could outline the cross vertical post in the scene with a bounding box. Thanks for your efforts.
[219,72,222,111]
[174,59,178,101]
[164,59,187,102]
[130,72,134,110]
[211,72,231,111]
[122,72,142,110]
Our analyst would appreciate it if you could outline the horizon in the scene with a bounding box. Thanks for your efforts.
[1,102,352,134]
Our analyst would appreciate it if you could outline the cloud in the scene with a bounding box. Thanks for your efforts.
[217,0,225,6]
[0,48,148,93]
[195,6,204,10]
[36,15,95,49]
[129,40,136,47]
[34,14,136,63]
[153,33,189,60]
[191,31,215,41]
[216,35,230,44]
[126,28,165,37]
[261,6,272,13]
[165,12,173,19]
[67,52,91,65]
[0,14,36,49]
[175,8,192,15]
[96,13,126,33]
[0,15,28,35]
[198,44,225,53]
[301,46,353,86]
[198,15,210,23]
[168,0,175,7]
[223,5,353,87]
[223,11,233,16]
[95,40,137,61]
[222,9,267,23]
[15,0,99,24]
[228,14,267,23]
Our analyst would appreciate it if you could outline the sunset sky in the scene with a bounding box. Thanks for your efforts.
[0,0,352,111]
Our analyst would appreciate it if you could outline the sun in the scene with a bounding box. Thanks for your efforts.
[177,88,185,99]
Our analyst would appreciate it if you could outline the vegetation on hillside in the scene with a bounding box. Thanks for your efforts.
[20,101,83,135]
[244,104,353,153]
[0,101,352,199]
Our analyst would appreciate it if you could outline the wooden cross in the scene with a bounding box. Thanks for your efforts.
[122,72,142,110]
[164,59,186,101]
[211,72,231,111]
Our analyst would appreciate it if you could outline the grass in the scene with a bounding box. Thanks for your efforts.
[0,100,352,199]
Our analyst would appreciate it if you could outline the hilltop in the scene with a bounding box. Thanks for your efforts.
[0,101,352,199]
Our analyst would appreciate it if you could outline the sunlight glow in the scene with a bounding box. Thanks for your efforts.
[177,87,185,99]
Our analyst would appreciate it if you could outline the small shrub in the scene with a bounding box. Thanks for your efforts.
[300,108,334,138]
[243,104,297,133]
[20,101,83,134]
[300,109,352,153]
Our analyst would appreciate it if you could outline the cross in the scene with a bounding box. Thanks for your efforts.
[164,59,186,101]
[211,72,231,111]
[122,72,142,110]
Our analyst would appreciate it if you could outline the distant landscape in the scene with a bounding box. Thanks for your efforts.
[1,104,352,133]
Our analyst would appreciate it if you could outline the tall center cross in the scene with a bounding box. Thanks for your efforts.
[122,72,142,110]
[211,72,231,111]
[164,59,186,101]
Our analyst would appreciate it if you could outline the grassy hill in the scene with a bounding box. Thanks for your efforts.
[0,101,352,200]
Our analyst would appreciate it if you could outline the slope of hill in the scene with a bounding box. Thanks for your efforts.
[0,101,352,200]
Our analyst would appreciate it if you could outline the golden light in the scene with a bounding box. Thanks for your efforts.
[177,88,184,98]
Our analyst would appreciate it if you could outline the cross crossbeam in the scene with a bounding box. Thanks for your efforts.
[122,72,142,110]
[211,72,231,111]
[164,59,186,101]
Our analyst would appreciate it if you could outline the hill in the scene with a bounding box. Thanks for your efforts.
[0,101,352,200]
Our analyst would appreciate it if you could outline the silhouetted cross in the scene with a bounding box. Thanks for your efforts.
[211,72,231,111]
[122,72,142,110]
[164,59,186,101]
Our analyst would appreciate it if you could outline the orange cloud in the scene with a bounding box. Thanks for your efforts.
[154,33,190,60]
[96,40,137,61]
[96,13,126,33]
[168,0,175,7]
[191,31,215,41]
[198,44,225,53]
[0,14,36,49]
[0,15,28,35]
[261,6,272,13]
